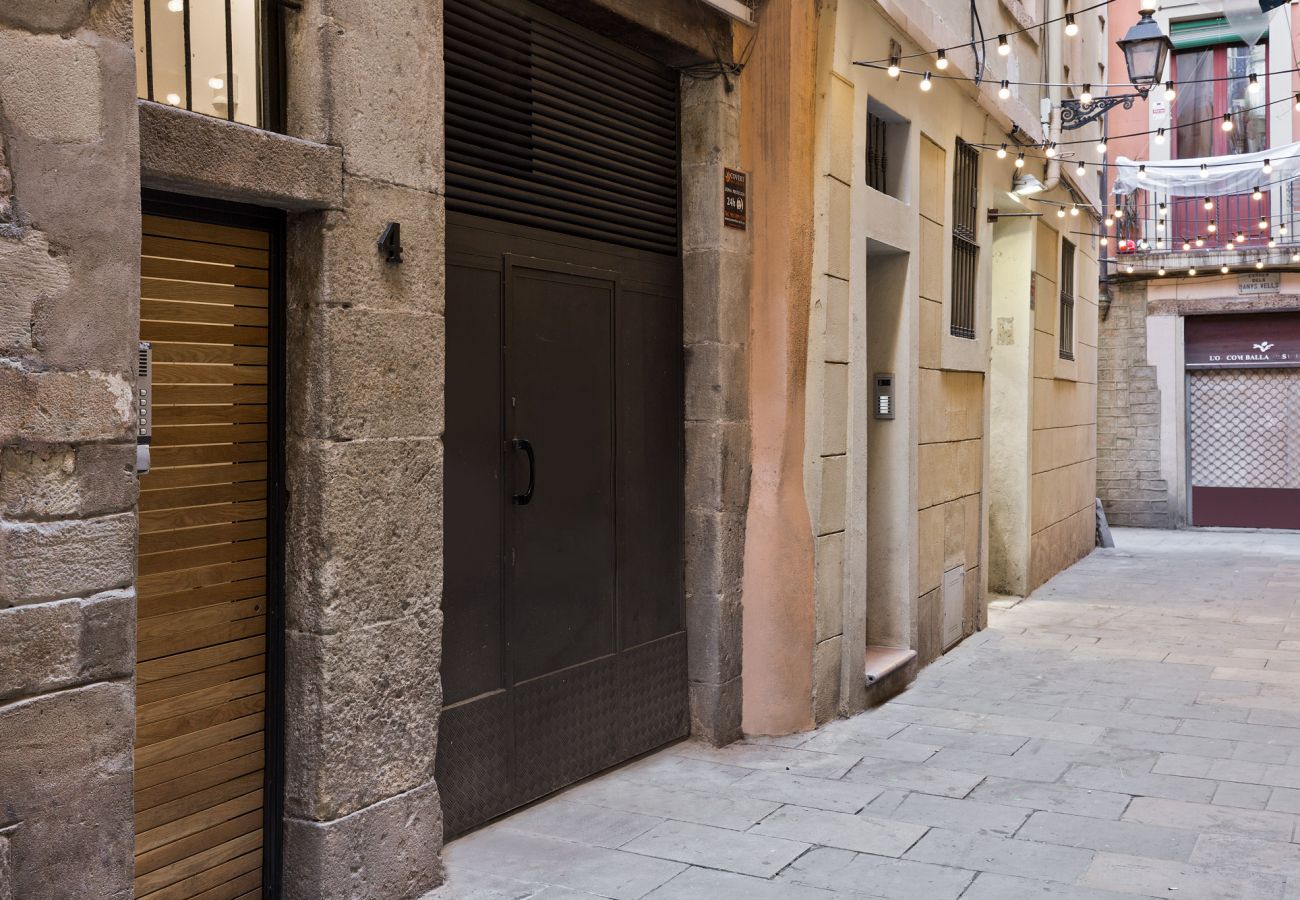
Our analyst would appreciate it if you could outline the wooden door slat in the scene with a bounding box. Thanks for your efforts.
[142,235,269,269]
[153,385,269,405]
[138,617,267,665]
[133,713,264,771]
[144,404,268,427]
[141,277,269,307]
[137,558,265,598]
[141,321,269,347]
[150,343,269,366]
[134,810,262,880]
[135,750,265,815]
[143,215,271,250]
[136,844,262,900]
[137,649,265,703]
[140,463,268,492]
[137,690,266,745]
[151,364,268,386]
[134,789,262,856]
[139,520,267,556]
[138,538,267,577]
[135,770,264,834]
[135,732,264,792]
[143,298,269,327]
[138,578,267,620]
[195,874,262,900]
[137,597,266,646]
[141,257,268,288]
[140,500,268,533]
[138,479,267,514]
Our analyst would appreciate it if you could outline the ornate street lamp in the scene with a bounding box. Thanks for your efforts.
[1061,3,1172,130]
[1117,3,1172,97]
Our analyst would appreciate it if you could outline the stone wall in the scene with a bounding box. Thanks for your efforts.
[1096,282,1172,528]
[0,1,140,898]
[279,0,446,895]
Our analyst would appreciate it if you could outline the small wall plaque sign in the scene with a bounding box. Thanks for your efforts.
[1238,272,1280,295]
[724,168,747,230]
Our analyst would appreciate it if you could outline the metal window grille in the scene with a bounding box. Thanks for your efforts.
[135,0,283,130]
[867,113,888,193]
[950,138,979,339]
[1059,239,1076,360]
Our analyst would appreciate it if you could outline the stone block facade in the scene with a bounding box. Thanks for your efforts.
[0,2,139,898]
[1096,283,1173,528]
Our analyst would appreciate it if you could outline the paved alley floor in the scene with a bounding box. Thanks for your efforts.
[430,528,1300,900]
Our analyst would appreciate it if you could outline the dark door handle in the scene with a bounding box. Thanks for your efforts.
[512,438,535,505]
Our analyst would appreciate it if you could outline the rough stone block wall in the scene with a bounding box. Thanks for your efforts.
[279,0,446,895]
[1096,282,1173,527]
[681,75,748,745]
[0,2,140,898]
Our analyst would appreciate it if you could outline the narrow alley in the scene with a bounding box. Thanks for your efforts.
[433,529,1300,900]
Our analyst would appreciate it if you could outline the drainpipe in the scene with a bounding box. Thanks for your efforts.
[1040,0,1064,192]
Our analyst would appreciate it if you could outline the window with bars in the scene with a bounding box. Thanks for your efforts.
[1059,239,1076,360]
[867,112,889,193]
[133,0,283,130]
[950,138,979,339]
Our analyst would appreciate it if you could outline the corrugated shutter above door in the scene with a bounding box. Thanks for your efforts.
[444,0,680,255]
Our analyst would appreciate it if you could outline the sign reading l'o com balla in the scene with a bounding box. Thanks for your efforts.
[1185,312,1300,369]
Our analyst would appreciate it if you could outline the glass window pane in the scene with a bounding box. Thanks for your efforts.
[189,0,230,119]
[148,0,188,109]
[229,0,262,126]
[1175,50,1214,159]
[133,0,149,99]
[1226,44,1267,154]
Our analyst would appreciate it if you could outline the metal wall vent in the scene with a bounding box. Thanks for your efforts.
[444,0,680,255]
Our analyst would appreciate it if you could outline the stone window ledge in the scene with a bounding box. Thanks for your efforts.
[138,101,343,210]
[999,0,1039,43]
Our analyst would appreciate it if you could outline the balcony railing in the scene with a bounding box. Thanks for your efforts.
[1111,178,1300,272]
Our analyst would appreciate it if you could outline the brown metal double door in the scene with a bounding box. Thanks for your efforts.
[438,214,686,836]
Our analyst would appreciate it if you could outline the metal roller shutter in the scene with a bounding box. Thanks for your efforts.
[444,0,680,255]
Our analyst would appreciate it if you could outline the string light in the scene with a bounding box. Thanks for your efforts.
[1115,208,1124,219]
[1065,13,1079,35]
[1292,252,1300,261]
[1076,160,1086,176]
[1189,267,1197,275]
[999,80,1011,99]
[1253,186,1263,200]
[1207,220,1217,233]
[1081,83,1093,104]
[1257,260,1266,269]
[1154,127,1165,145]
[1195,236,1205,247]
[1248,72,1260,94]
[1222,265,1231,274]
[888,58,901,78]
[1236,231,1246,243]
[1270,238,1278,248]
[1096,139,1107,154]
[936,49,948,70]
[1016,152,1025,168]
[1280,224,1289,235]
[1138,164,1147,179]
[1260,217,1269,230]
[1070,205,1079,217]
[997,144,1008,159]
[998,34,1010,56]
[1182,241,1191,251]
[1044,142,1058,158]
[920,72,933,91]
[1203,198,1214,211]
[1126,264,1135,273]
[1264,159,1273,174]
[1164,81,1177,101]
[1157,267,1166,276]
[1101,235,1109,245]
[1295,92,1300,112]
[1200,164,1210,178]
[1156,219,1165,232]
[1221,113,1234,132]
[1104,214,1114,227]
[1057,207,1066,218]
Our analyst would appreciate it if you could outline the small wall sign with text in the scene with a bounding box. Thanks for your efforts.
[1238,272,1280,295]
[724,168,747,230]
[1185,312,1300,369]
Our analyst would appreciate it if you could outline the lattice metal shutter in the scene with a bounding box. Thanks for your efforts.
[444,0,679,255]
[1189,368,1300,489]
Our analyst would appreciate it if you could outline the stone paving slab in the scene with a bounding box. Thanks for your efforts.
[431,529,1300,899]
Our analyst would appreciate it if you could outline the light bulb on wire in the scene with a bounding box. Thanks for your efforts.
[997,144,1007,159]
[1253,186,1263,200]
[1264,159,1273,174]
[1070,205,1079,217]
[1057,207,1066,219]
[1257,260,1266,269]
[1200,164,1210,179]
[1203,198,1214,211]
[167,0,183,10]
[887,58,900,78]
[1248,72,1260,94]
[1154,128,1165,145]
[1157,267,1166,276]
[1207,220,1217,233]
[920,72,933,91]
[999,80,1011,99]
[1222,113,1234,132]
[1064,13,1078,36]
[1076,161,1086,177]
[1015,152,1025,168]
[1044,142,1057,158]
[998,34,1010,56]
[1222,265,1231,274]
[1096,139,1108,154]
[936,49,949,70]
[1164,81,1177,101]
[1081,84,1092,105]
[1195,236,1205,247]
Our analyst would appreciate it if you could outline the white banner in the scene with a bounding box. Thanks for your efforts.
[1113,140,1300,197]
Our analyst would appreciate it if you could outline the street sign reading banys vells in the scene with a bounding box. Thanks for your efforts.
[1185,312,1300,369]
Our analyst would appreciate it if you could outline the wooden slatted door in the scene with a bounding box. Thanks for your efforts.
[135,210,275,900]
